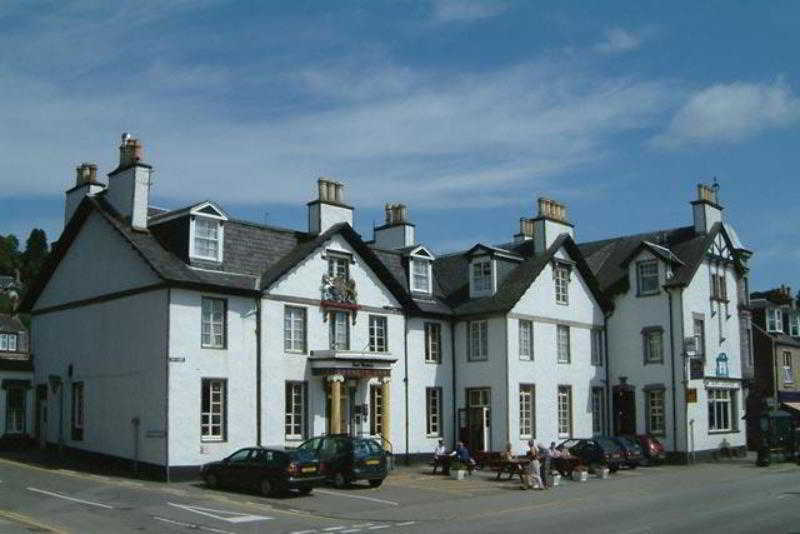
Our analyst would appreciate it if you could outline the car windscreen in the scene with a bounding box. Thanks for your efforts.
[596,437,620,451]
[560,439,581,449]
[353,439,380,459]
[289,449,318,463]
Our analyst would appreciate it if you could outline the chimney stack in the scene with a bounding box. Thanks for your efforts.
[513,217,535,243]
[308,178,353,234]
[691,181,723,235]
[65,162,105,225]
[530,197,575,254]
[374,202,415,249]
[106,133,151,231]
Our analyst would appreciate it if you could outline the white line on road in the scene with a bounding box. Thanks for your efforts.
[27,487,114,509]
[367,526,391,530]
[340,530,362,533]
[153,515,233,534]
[315,489,400,506]
[324,528,346,532]
[396,522,416,527]
[290,530,317,534]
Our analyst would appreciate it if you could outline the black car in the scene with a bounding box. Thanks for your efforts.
[201,446,325,496]
[557,437,624,472]
[297,434,389,488]
[609,436,644,468]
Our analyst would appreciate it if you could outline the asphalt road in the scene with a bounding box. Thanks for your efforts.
[1,454,799,534]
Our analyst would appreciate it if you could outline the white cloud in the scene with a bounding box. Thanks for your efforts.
[594,27,643,54]
[430,0,509,23]
[652,79,800,149]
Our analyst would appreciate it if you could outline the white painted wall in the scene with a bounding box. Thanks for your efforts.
[374,225,415,250]
[308,203,354,235]
[167,289,258,467]
[32,290,168,466]
[35,211,160,311]
[106,166,150,230]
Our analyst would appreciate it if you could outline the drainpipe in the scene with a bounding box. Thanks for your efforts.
[504,316,511,447]
[256,296,262,447]
[667,290,679,461]
[603,313,611,434]
[165,288,171,482]
[451,319,457,448]
[403,316,410,464]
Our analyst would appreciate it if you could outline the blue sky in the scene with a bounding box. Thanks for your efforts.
[1,1,799,291]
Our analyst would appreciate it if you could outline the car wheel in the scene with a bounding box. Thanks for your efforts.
[260,478,274,497]
[368,479,383,488]
[298,487,313,496]
[204,473,218,489]
[333,472,349,488]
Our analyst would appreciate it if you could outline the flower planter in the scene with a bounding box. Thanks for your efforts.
[572,470,588,482]
[450,469,467,480]
[552,473,561,487]
[599,468,610,480]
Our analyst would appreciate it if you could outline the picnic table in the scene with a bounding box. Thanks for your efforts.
[552,454,581,477]
[494,457,530,481]
[431,454,475,475]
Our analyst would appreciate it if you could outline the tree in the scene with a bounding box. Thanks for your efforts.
[21,229,49,288]
[0,234,20,276]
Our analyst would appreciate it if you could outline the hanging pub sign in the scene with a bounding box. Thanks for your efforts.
[686,388,697,403]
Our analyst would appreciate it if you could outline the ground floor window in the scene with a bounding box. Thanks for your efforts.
[201,378,226,441]
[708,388,736,432]
[557,386,572,438]
[71,382,84,441]
[591,387,605,436]
[5,386,26,434]
[646,389,666,436]
[519,384,535,439]
[426,387,442,437]
[285,382,307,440]
[370,384,384,437]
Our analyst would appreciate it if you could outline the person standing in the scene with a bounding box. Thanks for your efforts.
[433,439,448,474]
[522,440,544,490]
[539,443,552,489]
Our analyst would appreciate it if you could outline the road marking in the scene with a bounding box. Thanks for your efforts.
[0,509,68,534]
[368,526,391,530]
[340,530,362,533]
[315,489,400,506]
[154,515,233,534]
[324,528,346,531]
[167,502,272,523]
[396,522,416,526]
[27,487,114,509]
[290,530,317,534]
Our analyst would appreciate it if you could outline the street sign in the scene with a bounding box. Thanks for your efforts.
[687,388,697,403]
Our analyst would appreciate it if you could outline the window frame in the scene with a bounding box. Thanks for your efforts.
[0,333,18,352]
[693,316,705,358]
[411,259,432,293]
[554,263,570,305]
[368,315,388,353]
[519,319,534,361]
[284,306,307,354]
[591,386,605,436]
[591,328,604,366]
[557,385,572,439]
[201,378,227,442]
[519,384,535,439]
[370,384,385,437]
[190,216,224,262]
[645,388,666,436]
[791,312,800,337]
[426,387,442,437]
[5,384,26,434]
[767,308,782,333]
[636,260,660,296]
[783,351,794,384]
[285,381,307,441]
[71,381,84,441]
[329,311,350,351]
[201,297,227,349]
[642,326,664,365]
[326,251,351,279]
[707,388,737,433]
[556,325,570,364]
[424,322,442,364]
[468,320,489,361]
[472,260,492,293]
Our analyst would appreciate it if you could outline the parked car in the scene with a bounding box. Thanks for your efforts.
[609,436,644,468]
[201,446,325,496]
[297,434,389,488]
[557,437,624,472]
[629,434,666,464]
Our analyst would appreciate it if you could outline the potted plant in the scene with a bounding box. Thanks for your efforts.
[551,470,561,487]
[572,465,588,482]
[449,461,468,480]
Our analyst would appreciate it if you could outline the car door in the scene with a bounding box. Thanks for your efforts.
[319,437,347,477]
[248,449,270,490]
[223,448,254,489]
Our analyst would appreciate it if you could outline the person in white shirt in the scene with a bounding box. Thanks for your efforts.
[432,439,448,474]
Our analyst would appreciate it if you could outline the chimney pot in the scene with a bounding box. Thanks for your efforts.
[335,183,343,203]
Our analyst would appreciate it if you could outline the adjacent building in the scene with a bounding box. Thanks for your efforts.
[21,135,753,477]
[0,313,33,446]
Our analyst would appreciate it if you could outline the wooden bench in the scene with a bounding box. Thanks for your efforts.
[493,459,529,481]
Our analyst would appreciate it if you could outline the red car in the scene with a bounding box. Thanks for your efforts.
[629,434,666,465]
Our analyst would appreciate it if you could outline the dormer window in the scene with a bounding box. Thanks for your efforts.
[791,312,800,337]
[0,333,18,352]
[411,259,431,293]
[553,262,571,305]
[187,202,228,263]
[472,261,492,292]
[767,308,783,333]
[637,260,659,296]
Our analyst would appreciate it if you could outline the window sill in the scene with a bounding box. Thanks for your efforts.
[556,301,569,306]
[425,360,442,365]
[201,345,227,351]
[191,255,223,263]
[285,350,307,356]
[426,434,442,439]
[557,360,571,365]
[637,291,661,298]
[201,438,227,443]
[708,430,740,435]
[644,360,664,366]
[285,437,305,442]
[468,358,488,362]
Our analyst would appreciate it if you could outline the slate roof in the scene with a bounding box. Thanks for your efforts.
[575,224,740,296]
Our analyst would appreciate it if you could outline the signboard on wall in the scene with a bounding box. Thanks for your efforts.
[686,389,697,403]
[690,359,704,380]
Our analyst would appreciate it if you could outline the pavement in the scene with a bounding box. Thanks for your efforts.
[1,450,800,533]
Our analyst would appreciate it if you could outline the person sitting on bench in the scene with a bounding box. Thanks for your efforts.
[432,439,449,474]
[450,441,475,475]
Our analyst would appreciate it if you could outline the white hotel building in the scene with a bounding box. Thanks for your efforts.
[21,136,752,478]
